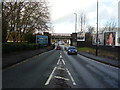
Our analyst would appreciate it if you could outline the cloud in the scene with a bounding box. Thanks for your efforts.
[48,0,118,33]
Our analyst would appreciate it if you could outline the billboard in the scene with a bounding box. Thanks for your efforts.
[77,32,85,41]
[104,32,116,46]
[92,33,104,45]
[36,35,48,44]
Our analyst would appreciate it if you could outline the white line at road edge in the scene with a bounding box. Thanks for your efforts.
[78,54,119,70]
[66,68,76,85]
[45,67,57,85]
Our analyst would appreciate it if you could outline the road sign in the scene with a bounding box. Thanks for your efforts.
[77,32,85,41]
[36,35,48,44]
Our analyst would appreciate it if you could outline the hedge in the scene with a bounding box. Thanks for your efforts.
[2,42,48,54]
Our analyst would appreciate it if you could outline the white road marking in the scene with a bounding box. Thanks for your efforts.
[78,54,119,70]
[45,67,57,85]
[66,68,76,85]
[45,52,77,86]
[62,59,65,65]
[57,67,66,71]
[60,55,62,58]
[54,76,69,81]
[57,59,60,65]
[91,59,119,70]
[60,52,62,55]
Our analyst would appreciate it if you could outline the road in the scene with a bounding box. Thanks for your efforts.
[2,46,119,88]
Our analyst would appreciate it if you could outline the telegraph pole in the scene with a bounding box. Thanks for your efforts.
[96,0,99,56]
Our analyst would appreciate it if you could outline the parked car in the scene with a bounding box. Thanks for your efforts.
[67,46,77,55]
[56,45,61,50]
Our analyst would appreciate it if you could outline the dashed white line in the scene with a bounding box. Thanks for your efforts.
[45,67,57,85]
[66,68,76,85]
[60,55,62,58]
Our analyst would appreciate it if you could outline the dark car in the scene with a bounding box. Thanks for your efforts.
[56,46,61,50]
[67,46,77,55]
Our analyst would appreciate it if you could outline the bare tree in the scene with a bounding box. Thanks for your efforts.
[87,26,95,35]
[103,21,117,32]
[2,0,50,42]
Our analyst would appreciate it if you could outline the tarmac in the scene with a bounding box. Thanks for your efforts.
[2,47,120,69]
[78,51,119,68]
[2,46,54,69]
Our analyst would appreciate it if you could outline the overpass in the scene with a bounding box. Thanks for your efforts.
[51,33,72,44]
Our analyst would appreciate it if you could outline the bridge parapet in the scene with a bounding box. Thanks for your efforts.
[51,33,71,36]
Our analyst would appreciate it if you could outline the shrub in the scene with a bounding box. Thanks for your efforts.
[2,42,40,54]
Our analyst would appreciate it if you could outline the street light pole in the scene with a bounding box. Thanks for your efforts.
[74,13,77,33]
[96,0,99,56]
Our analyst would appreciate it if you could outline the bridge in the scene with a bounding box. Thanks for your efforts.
[50,33,72,44]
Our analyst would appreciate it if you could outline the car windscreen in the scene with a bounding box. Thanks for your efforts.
[68,47,76,49]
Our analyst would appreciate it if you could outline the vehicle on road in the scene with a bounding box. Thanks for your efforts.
[64,46,68,51]
[56,45,61,50]
[67,46,77,55]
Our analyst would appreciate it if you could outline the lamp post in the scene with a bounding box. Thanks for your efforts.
[96,0,99,56]
[74,13,77,33]
[73,13,77,46]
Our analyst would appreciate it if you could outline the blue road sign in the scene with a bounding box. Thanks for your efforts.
[36,35,48,44]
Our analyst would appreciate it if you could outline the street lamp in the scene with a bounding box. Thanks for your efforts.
[74,13,77,33]
[96,0,99,56]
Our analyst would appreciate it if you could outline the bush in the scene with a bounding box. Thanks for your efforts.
[2,42,41,54]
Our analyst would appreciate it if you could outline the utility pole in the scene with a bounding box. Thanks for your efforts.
[96,0,99,56]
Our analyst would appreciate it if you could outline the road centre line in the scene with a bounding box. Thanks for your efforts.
[57,59,60,65]
[45,53,76,86]
[62,59,65,65]
[66,68,76,85]
[57,67,66,71]
[45,67,57,85]
[60,55,62,58]
[54,76,69,81]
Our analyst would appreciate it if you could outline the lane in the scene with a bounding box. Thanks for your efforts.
[3,49,60,88]
[3,45,119,88]
[62,49,119,88]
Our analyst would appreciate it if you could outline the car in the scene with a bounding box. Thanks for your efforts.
[56,46,61,50]
[64,46,68,51]
[67,46,77,55]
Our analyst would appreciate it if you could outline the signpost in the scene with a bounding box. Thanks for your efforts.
[36,35,48,45]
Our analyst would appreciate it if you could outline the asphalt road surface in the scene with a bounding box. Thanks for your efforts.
[2,46,120,88]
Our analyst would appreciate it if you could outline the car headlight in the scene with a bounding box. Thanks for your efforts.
[68,50,71,52]
[75,50,77,52]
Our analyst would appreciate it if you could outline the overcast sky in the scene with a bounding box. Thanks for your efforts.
[48,0,119,33]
